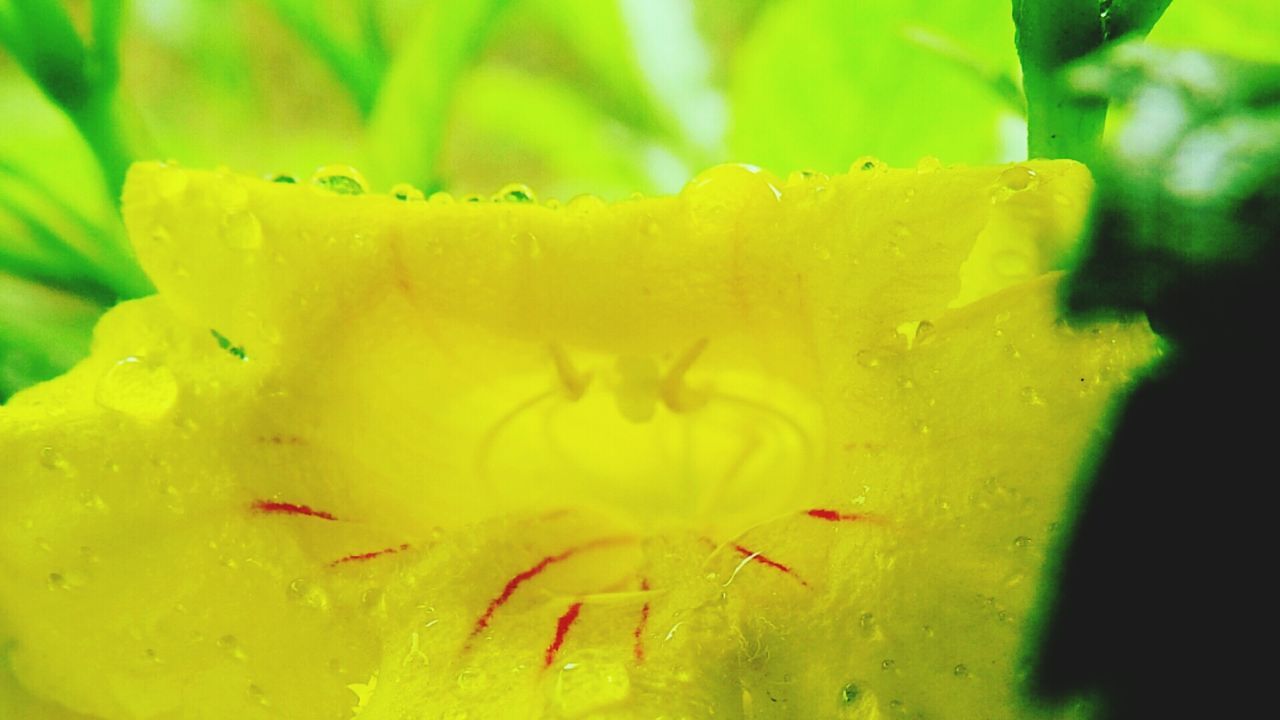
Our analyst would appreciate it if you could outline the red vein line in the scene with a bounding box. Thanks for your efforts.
[330,543,410,566]
[469,536,630,639]
[733,544,809,587]
[251,500,337,521]
[633,578,651,663]
[545,602,584,668]
[806,508,867,523]
[259,435,306,446]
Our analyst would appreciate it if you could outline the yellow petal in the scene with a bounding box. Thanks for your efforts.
[0,161,1154,718]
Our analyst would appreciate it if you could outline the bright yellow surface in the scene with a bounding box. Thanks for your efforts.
[0,160,1154,719]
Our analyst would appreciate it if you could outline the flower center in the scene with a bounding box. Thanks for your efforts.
[473,338,824,539]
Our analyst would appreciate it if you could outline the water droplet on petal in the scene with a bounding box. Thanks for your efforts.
[841,682,861,704]
[223,211,262,249]
[853,156,884,172]
[856,349,884,369]
[916,156,942,173]
[567,194,606,213]
[286,578,330,610]
[1014,535,1032,548]
[39,446,70,473]
[428,191,455,205]
[79,491,108,512]
[270,174,297,184]
[552,661,631,717]
[881,659,896,670]
[1021,386,1046,406]
[310,165,367,195]
[954,664,969,677]
[859,612,878,639]
[218,634,247,661]
[684,163,782,204]
[96,357,179,421]
[390,183,424,201]
[497,183,536,203]
[511,231,542,260]
[787,169,829,185]
[998,165,1039,192]
[247,683,269,706]
[361,587,386,614]
[455,668,489,694]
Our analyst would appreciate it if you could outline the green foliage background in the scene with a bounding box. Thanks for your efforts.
[0,0,1277,400]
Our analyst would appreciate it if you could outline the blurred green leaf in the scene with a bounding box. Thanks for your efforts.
[691,0,770,80]
[368,0,514,190]
[613,0,725,162]
[1148,0,1280,63]
[446,65,661,198]
[519,0,671,138]
[0,0,133,199]
[0,272,100,402]
[0,0,91,109]
[0,182,103,289]
[520,0,719,160]
[0,77,118,225]
[904,25,1025,114]
[265,0,386,116]
[0,158,151,298]
[90,0,125,88]
[1062,43,1280,340]
[729,0,1022,172]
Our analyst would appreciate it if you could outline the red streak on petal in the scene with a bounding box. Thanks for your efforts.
[470,537,630,639]
[251,500,337,521]
[330,543,410,566]
[806,508,867,523]
[545,602,584,667]
[733,544,809,587]
[259,435,307,446]
[633,578,651,663]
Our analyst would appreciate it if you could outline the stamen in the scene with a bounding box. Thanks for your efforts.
[550,343,592,400]
[660,337,709,412]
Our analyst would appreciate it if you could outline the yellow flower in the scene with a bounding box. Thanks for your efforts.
[0,160,1154,719]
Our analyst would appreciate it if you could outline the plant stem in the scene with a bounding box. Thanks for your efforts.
[1012,0,1107,164]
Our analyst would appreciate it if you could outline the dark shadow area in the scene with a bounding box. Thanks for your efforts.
[1035,44,1280,718]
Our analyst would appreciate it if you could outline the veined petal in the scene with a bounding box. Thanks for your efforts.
[1,161,1154,719]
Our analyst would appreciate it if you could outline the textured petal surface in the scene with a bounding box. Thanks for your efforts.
[0,160,1153,719]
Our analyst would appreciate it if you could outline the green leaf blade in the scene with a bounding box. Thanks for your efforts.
[367,0,514,190]
[729,0,1023,172]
